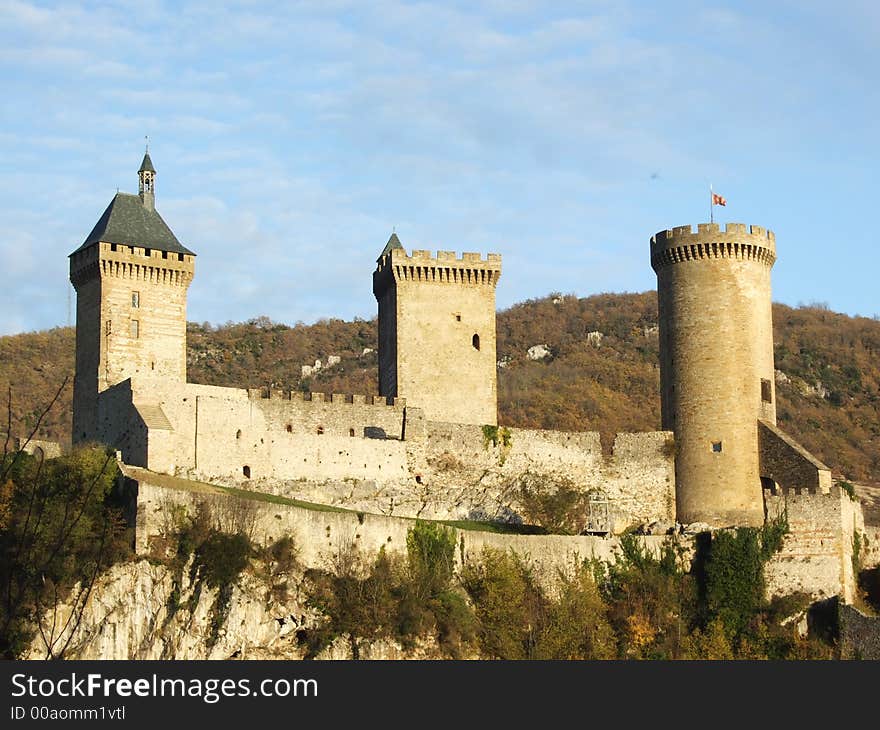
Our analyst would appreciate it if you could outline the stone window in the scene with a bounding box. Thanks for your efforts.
[712,441,722,453]
[317,426,324,435]
[178,253,184,261]
[236,429,242,440]
[145,248,151,257]
[761,378,772,403]
[286,424,292,433]
[243,465,251,478]
[349,428,355,437]
[105,320,112,336]
[131,291,140,308]
[130,320,139,339]
[455,314,461,322]
[472,333,480,351]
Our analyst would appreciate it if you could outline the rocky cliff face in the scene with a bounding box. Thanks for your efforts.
[24,559,442,661]
[26,559,307,660]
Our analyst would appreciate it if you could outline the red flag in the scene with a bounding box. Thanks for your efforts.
[712,192,727,206]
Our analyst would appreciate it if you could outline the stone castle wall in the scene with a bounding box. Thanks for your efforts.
[129,470,862,603]
[101,379,676,528]
[652,223,777,527]
[758,419,833,494]
[130,474,670,590]
[763,484,863,602]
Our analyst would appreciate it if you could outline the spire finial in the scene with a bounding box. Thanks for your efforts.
[145,135,149,153]
[138,144,156,210]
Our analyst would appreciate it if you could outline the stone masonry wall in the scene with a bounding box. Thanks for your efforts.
[131,475,668,591]
[764,484,863,602]
[758,419,833,494]
[403,423,675,530]
[129,470,859,602]
[839,605,880,659]
[96,379,148,465]
[145,382,410,482]
[107,381,674,531]
[103,378,677,529]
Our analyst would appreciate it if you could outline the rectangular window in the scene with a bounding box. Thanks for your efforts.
[131,291,140,308]
[130,320,139,339]
[105,320,112,336]
[761,378,772,403]
[712,441,722,453]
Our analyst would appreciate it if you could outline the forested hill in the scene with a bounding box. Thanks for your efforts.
[1,292,878,482]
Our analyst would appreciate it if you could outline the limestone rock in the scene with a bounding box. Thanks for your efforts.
[646,519,676,535]
[25,559,310,661]
[527,344,551,361]
[682,521,713,534]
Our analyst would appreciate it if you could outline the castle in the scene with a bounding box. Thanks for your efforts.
[68,153,848,542]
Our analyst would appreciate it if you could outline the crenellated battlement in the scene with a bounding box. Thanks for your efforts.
[374,247,502,291]
[650,222,776,272]
[247,388,406,409]
[70,241,195,288]
[652,222,775,246]
[385,248,501,264]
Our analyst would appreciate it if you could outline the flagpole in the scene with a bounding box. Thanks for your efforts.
[709,183,714,223]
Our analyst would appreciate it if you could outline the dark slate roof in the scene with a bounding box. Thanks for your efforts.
[377,232,403,261]
[71,193,195,256]
[139,152,155,173]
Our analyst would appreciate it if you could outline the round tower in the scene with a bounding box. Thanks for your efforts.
[651,222,777,527]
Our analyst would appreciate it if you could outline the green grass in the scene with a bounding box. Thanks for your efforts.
[214,484,353,514]
[440,519,548,535]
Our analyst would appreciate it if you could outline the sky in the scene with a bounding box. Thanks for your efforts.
[1,0,879,336]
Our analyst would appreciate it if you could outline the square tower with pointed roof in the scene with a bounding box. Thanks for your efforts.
[69,151,195,443]
[373,234,502,425]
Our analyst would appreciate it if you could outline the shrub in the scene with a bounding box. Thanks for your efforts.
[406,521,456,600]
[0,445,131,658]
[461,547,545,659]
[516,472,588,534]
[837,480,857,500]
[534,565,615,659]
[301,523,476,659]
[601,535,696,659]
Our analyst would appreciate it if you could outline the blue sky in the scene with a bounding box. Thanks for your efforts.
[1,0,879,336]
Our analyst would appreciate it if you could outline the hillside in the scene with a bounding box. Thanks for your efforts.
[1,292,878,482]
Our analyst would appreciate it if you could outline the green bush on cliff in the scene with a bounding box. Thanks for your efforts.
[0,445,131,658]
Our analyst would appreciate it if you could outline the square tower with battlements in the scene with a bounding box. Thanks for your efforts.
[373,234,501,425]
[69,151,195,443]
